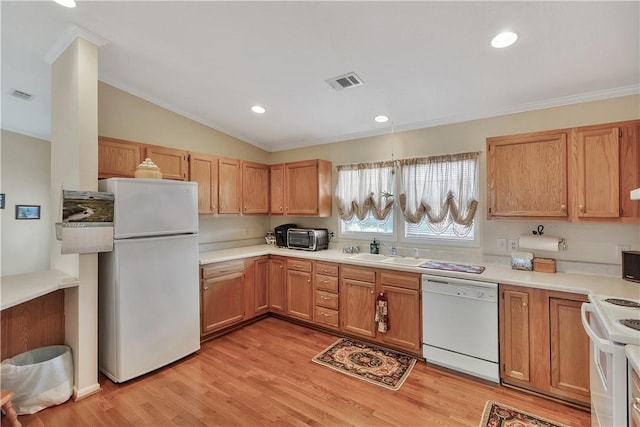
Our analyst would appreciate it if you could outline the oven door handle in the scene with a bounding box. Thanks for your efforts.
[581,303,616,353]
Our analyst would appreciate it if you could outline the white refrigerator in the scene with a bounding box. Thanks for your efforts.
[98,178,200,383]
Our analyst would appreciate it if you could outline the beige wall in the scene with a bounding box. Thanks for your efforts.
[0,130,51,275]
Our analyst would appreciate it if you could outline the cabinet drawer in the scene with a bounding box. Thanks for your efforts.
[315,274,338,292]
[342,266,375,283]
[315,290,339,309]
[315,262,338,277]
[315,306,339,328]
[379,270,420,290]
[202,260,245,279]
[287,258,312,272]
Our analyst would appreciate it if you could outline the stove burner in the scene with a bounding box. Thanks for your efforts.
[604,298,640,308]
[619,319,640,332]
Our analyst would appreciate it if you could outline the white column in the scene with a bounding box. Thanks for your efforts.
[50,37,100,399]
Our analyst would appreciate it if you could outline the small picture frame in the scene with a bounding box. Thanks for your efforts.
[15,204,40,220]
[0,193,4,209]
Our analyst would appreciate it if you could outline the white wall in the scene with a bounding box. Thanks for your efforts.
[0,130,51,275]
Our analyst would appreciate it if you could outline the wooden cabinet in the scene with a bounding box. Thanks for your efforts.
[313,261,340,330]
[285,258,313,321]
[487,131,569,219]
[218,157,242,214]
[487,119,640,223]
[267,256,286,312]
[200,260,246,336]
[270,164,285,215]
[250,256,269,317]
[340,266,376,338]
[499,284,589,406]
[378,270,421,353]
[144,145,188,181]
[242,161,269,214]
[631,362,640,427]
[98,136,143,178]
[284,160,332,217]
[189,152,218,214]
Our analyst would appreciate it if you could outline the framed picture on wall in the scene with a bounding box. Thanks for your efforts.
[15,204,40,220]
[0,193,4,209]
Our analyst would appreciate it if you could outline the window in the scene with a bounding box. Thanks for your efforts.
[335,161,394,237]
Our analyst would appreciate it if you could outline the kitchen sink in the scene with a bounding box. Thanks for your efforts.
[380,257,426,267]
[347,253,389,262]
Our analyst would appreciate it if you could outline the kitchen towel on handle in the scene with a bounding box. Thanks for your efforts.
[518,234,562,252]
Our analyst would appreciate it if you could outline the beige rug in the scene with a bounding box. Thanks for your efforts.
[479,401,569,427]
[311,338,416,391]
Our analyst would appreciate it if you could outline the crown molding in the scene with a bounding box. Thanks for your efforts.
[44,24,110,65]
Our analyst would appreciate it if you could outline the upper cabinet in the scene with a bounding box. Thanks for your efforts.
[284,159,332,217]
[487,120,640,223]
[218,157,242,214]
[189,152,218,214]
[98,136,143,179]
[242,161,270,214]
[144,146,188,181]
[487,131,569,219]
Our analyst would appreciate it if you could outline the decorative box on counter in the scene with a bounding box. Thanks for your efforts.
[533,257,556,273]
[511,251,533,271]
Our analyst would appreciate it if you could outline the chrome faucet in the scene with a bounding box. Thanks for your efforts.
[379,241,399,256]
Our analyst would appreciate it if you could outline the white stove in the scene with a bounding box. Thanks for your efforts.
[583,294,640,426]
[589,295,640,345]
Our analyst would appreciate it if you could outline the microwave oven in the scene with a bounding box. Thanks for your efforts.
[622,251,640,283]
[287,228,329,251]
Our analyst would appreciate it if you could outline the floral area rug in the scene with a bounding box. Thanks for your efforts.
[479,401,569,427]
[311,338,416,391]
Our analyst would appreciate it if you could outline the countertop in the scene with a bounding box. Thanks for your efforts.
[627,344,640,376]
[1,270,80,310]
[200,244,640,298]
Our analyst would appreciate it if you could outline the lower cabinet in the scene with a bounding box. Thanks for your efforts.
[286,258,313,321]
[499,284,590,406]
[313,261,340,330]
[200,260,246,336]
[267,256,285,313]
[340,266,377,338]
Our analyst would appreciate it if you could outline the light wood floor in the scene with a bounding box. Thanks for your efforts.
[4,317,590,427]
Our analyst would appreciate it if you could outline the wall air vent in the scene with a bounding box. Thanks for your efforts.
[10,89,33,101]
[326,72,364,91]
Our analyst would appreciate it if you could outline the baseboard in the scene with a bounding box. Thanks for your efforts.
[73,383,101,401]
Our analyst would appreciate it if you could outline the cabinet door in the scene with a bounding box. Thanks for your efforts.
[379,285,421,353]
[242,161,269,214]
[620,123,640,220]
[548,296,590,404]
[270,164,285,215]
[189,153,218,214]
[286,270,313,321]
[575,127,620,218]
[145,146,188,181]
[218,157,242,214]
[268,257,285,312]
[285,160,319,215]
[500,288,531,384]
[98,137,142,178]
[253,257,269,315]
[487,132,568,218]
[340,278,376,338]
[201,273,245,334]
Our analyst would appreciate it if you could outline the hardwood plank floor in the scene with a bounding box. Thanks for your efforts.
[4,317,590,426]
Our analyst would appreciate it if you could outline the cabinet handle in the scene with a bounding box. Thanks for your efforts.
[560,204,566,210]
[320,296,331,300]
[307,279,311,283]
[579,204,585,212]
[370,290,374,294]
[203,286,209,291]
[321,313,329,317]
[322,280,330,284]
[634,398,640,413]
[523,302,528,308]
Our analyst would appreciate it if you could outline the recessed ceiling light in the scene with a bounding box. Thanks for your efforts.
[53,0,76,8]
[374,115,389,123]
[491,31,518,48]
[251,105,265,114]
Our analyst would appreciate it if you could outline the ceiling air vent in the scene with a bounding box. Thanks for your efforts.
[10,89,33,101]
[326,72,364,91]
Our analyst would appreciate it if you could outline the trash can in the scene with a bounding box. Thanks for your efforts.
[0,345,73,414]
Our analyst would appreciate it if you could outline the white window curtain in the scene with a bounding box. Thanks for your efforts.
[335,161,395,221]
[398,152,479,235]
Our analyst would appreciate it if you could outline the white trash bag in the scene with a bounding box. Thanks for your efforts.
[1,345,74,414]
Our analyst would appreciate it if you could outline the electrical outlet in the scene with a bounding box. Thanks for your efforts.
[496,238,507,252]
[508,239,519,252]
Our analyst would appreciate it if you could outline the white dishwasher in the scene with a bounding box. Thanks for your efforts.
[422,274,499,383]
